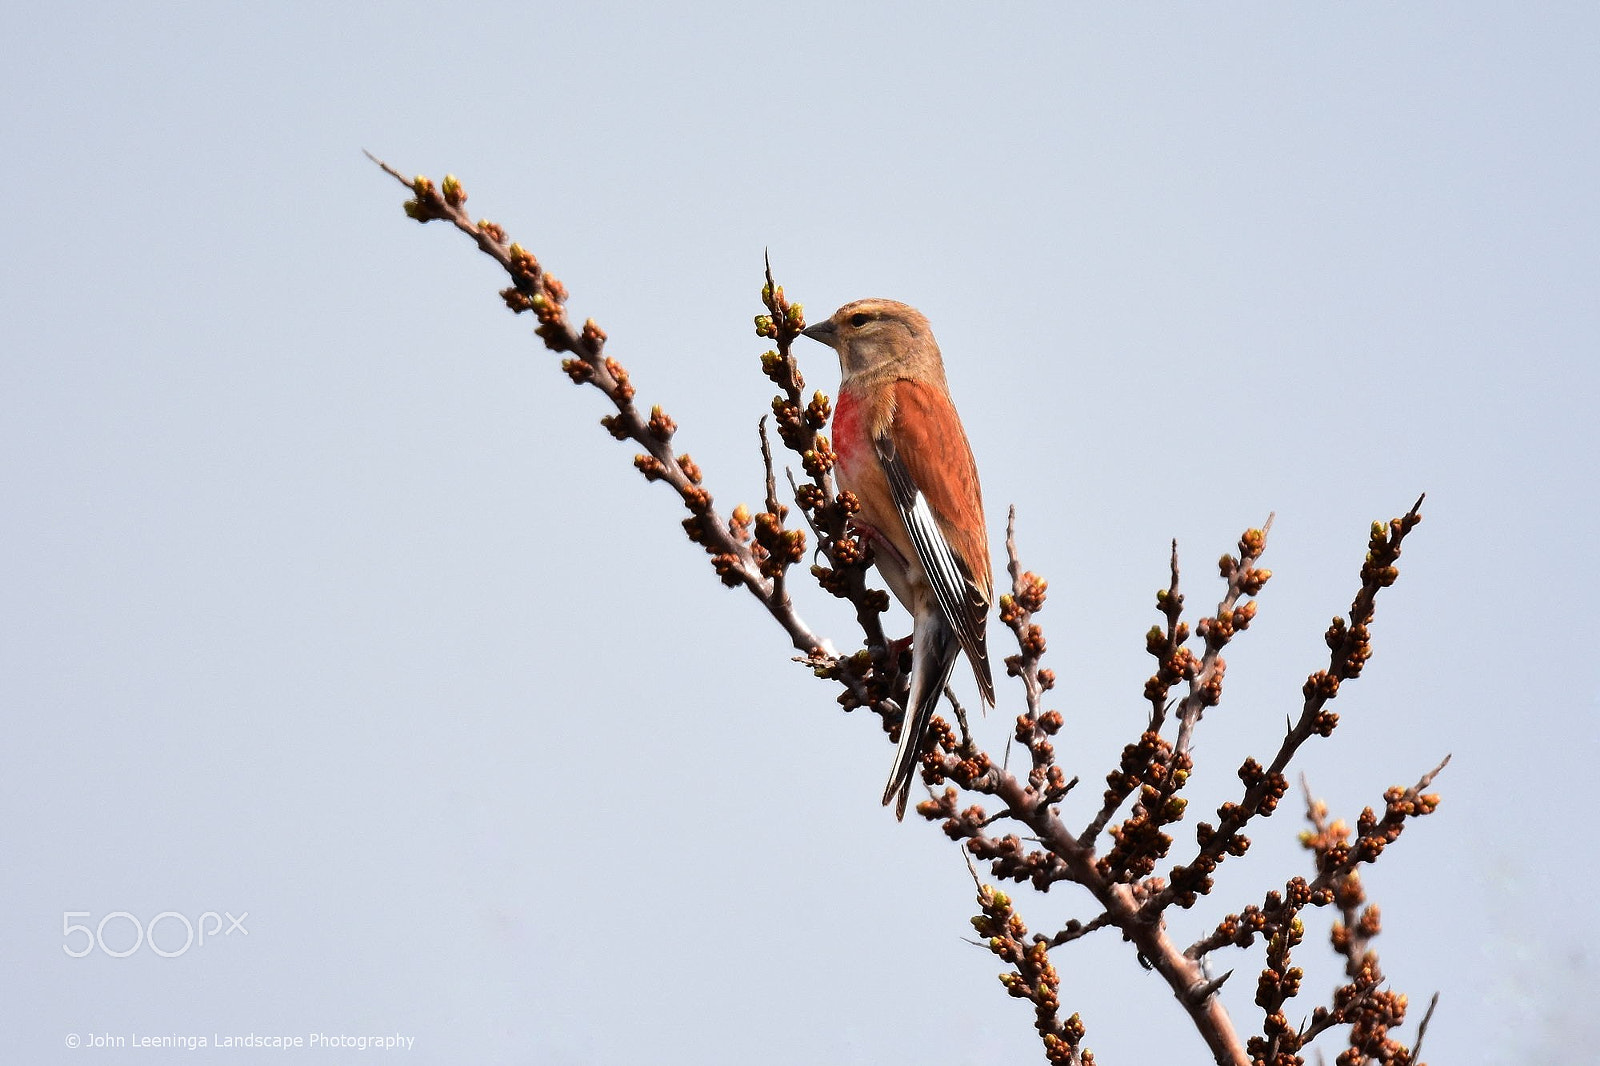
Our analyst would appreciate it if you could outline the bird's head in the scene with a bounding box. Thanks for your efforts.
[801,299,945,385]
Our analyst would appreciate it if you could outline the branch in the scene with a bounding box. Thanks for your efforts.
[1152,497,1426,915]
[1079,515,1269,853]
[373,159,1440,1066]
[1173,514,1273,757]
[367,155,835,663]
[998,507,1073,809]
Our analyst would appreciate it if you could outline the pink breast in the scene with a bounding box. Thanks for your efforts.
[831,391,865,474]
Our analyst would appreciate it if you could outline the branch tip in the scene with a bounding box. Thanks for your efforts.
[1412,991,1440,1059]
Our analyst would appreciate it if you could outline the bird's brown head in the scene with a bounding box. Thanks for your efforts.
[801,299,946,388]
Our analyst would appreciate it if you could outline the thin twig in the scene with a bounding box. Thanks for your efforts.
[1173,513,1273,756]
[1412,991,1440,1060]
[1041,912,1117,947]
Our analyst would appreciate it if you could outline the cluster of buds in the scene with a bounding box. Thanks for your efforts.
[1165,766,1279,909]
[1334,970,1416,1065]
[1246,913,1310,1064]
[1142,552,1192,710]
[1303,776,1442,899]
[809,648,874,707]
[807,490,876,592]
[972,885,1094,1064]
[1219,548,1272,596]
[752,508,806,579]
[1304,502,1425,732]
[605,359,634,402]
[966,830,1069,892]
[402,174,447,222]
[1098,730,1169,825]
[1188,772,1441,1065]
[1144,630,1200,703]
[992,528,1066,805]
[489,241,571,343]
[646,404,675,440]
[751,265,896,714]
[1096,741,1191,882]
[1078,523,1273,903]
[937,730,993,791]
[755,279,806,342]
[1181,529,1271,723]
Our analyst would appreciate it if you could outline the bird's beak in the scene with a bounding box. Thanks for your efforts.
[800,320,838,347]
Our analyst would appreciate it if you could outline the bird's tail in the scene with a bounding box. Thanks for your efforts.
[883,614,959,820]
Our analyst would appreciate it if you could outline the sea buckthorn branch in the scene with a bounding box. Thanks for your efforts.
[922,523,1082,896]
[1078,518,1266,855]
[370,157,831,661]
[917,501,1434,1065]
[1040,911,1118,948]
[1292,764,1444,1065]
[1079,521,1266,886]
[972,882,1096,1064]
[1183,870,1377,1066]
[376,159,1237,1057]
[1148,498,1427,917]
[373,160,1441,1066]
[1191,766,1444,1066]
[1079,544,1183,850]
[1301,781,1408,1066]
[999,508,1074,807]
[1302,757,1446,899]
[926,579,1251,1064]
[1173,520,1272,757]
[954,750,1252,1064]
[752,263,904,726]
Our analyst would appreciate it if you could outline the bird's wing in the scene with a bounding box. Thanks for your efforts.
[875,378,995,705]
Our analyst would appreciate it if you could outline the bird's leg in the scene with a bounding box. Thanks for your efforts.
[886,633,913,666]
[847,517,911,572]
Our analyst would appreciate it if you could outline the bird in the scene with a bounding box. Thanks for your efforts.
[801,299,994,819]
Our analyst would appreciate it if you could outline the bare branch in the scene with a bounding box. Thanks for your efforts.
[1412,991,1440,1061]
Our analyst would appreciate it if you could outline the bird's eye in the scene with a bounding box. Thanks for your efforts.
[849,312,871,327]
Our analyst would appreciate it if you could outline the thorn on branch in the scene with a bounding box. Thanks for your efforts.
[1188,968,1233,1004]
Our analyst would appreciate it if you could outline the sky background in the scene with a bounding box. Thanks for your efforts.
[4,3,1598,1063]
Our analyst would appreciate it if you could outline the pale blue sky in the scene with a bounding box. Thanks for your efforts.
[4,4,1597,1063]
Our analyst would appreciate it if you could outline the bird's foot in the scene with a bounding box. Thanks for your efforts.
[848,518,911,570]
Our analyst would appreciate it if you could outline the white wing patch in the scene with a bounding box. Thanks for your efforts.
[902,487,973,633]
[876,435,994,704]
